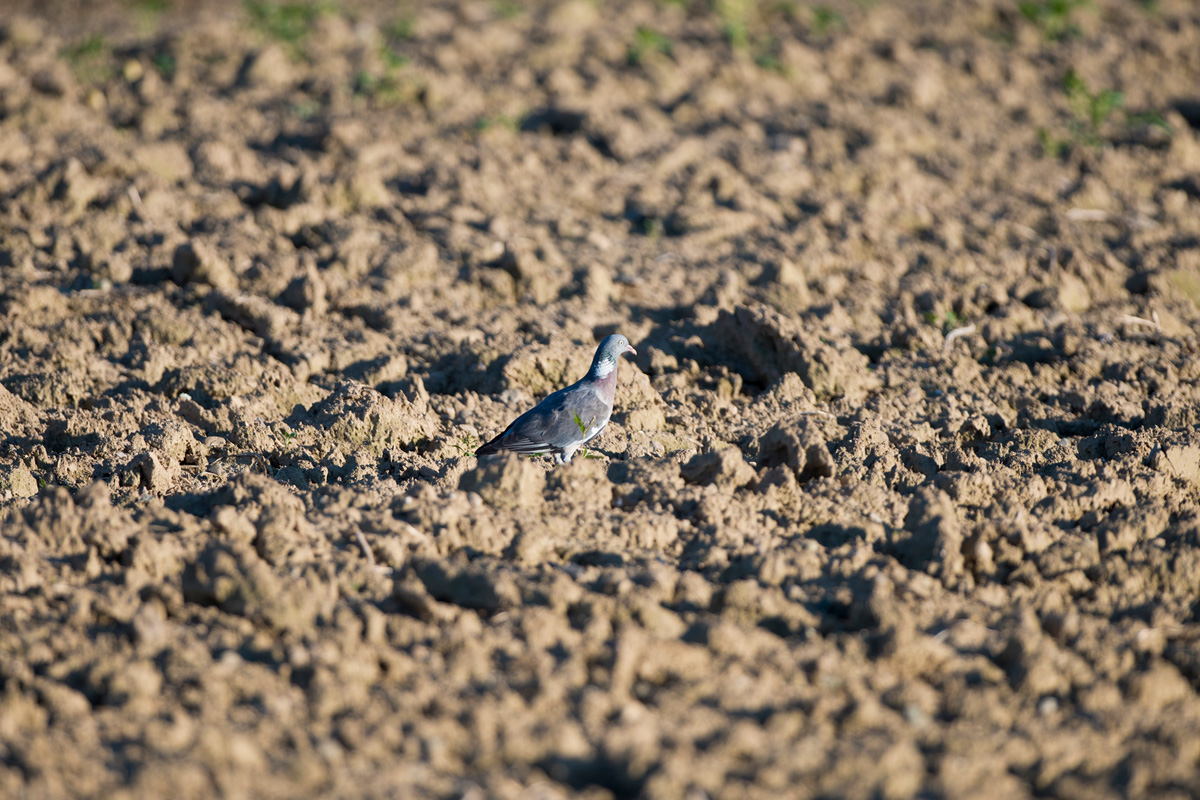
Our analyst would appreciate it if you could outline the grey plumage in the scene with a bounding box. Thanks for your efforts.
[476,334,637,464]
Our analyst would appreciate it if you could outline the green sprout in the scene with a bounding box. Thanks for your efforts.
[753,36,785,73]
[627,27,673,65]
[151,52,176,79]
[244,0,335,53]
[352,15,421,108]
[452,433,479,457]
[924,309,965,333]
[132,0,169,35]
[381,46,410,71]
[290,98,321,119]
[384,15,416,41]
[1017,0,1089,41]
[492,0,523,19]
[1064,69,1122,141]
[573,413,601,459]
[713,0,753,49]
[709,0,801,68]
[474,114,519,132]
[641,216,663,238]
[811,6,846,36]
[1038,69,1170,156]
[378,14,414,71]
[353,66,421,107]
[61,35,112,83]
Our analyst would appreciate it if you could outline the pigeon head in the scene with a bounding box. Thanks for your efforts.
[589,334,637,379]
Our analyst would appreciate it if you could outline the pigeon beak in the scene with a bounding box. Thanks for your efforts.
[626,345,637,356]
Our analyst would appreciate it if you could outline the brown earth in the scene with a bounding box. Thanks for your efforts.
[2,0,1200,797]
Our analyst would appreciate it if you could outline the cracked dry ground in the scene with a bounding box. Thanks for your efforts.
[3,0,1200,798]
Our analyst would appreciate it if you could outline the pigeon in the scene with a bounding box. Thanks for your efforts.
[476,334,638,464]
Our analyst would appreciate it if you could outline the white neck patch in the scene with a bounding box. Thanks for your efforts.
[593,357,615,378]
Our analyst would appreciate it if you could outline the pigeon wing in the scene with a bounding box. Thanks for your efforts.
[483,383,611,456]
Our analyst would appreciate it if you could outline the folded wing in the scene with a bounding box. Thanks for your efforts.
[476,384,610,457]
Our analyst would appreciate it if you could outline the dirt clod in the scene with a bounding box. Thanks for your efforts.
[172,239,238,291]
[459,452,546,511]
[756,418,837,483]
[680,448,755,489]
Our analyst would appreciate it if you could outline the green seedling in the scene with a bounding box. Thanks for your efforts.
[713,0,753,49]
[627,27,673,65]
[753,36,784,73]
[152,52,176,79]
[1039,69,1170,156]
[492,0,523,19]
[451,433,479,458]
[353,68,420,107]
[1017,0,1089,41]
[381,46,410,70]
[755,51,783,72]
[474,114,519,132]
[1125,109,1171,134]
[1064,69,1121,142]
[353,52,409,102]
[376,18,412,76]
[811,6,846,36]
[290,98,321,119]
[244,0,335,51]
[352,17,420,107]
[723,20,749,50]
[924,309,964,333]
[61,35,112,83]
[573,412,601,460]
[384,15,416,40]
[1037,128,1069,159]
[132,0,169,35]
[708,0,802,67]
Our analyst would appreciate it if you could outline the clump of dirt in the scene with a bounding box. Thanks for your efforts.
[680,447,756,489]
[459,451,546,511]
[4,0,1200,798]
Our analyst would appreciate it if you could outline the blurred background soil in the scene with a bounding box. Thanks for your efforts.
[3,0,1200,797]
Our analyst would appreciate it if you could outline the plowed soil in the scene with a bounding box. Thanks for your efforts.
[4,1,1200,798]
